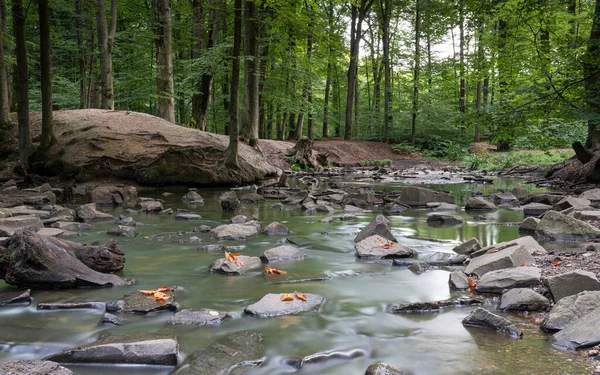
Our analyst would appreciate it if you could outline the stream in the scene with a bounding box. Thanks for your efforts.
[0,177,591,374]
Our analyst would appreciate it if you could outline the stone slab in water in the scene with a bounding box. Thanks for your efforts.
[475,267,541,294]
[44,334,179,366]
[396,186,454,207]
[462,307,522,339]
[172,330,265,375]
[464,245,534,277]
[175,213,202,221]
[542,291,600,331]
[211,223,258,240]
[552,308,600,350]
[426,213,465,226]
[0,360,73,375]
[106,291,178,314]
[261,221,290,236]
[244,293,324,318]
[264,272,331,284]
[209,255,262,275]
[387,298,482,314]
[522,203,552,217]
[262,245,306,263]
[355,235,413,259]
[465,197,497,211]
[37,302,104,310]
[0,289,31,306]
[167,308,231,326]
[365,362,414,375]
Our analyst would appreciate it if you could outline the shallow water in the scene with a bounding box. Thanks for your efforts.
[0,178,590,374]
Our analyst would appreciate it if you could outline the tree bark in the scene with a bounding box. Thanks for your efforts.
[241,0,259,148]
[12,0,34,168]
[380,0,391,143]
[39,0,54,149]
[155,0,175,122]
[0,0,10,139]
[458,0,465,114]
[225,0,242,167]
[96,0,116,110]
[75,0,88,109]
[410,0,421,146]
[585,0,600,148]
[306,22,313,140]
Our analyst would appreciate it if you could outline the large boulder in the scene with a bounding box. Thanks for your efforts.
[464,245,535,277]
[355,235,413,259]
[461,307,522,338]
[244,293,324,318]
[172,331,265,375]
[209,255,262,275]
[0,230,127,289]
[535,210,600,242]
[0,216,44,236]
[262,245,306,263]
[354,215,397,243]
[211,223,258,240]
[465,197,497,211]
[453,237,482,256]
[45,334,179,366]
[551,309,600,350]
[543,270,600,302]
[500,288,550,311]
[542,291,600,331]
[0,360,73,375]
[396,186,454,207]
[75,203,113,222]
[475,267,541,294]
[167,308,231,326]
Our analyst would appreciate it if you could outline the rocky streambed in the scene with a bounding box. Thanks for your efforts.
[0,171,598,374]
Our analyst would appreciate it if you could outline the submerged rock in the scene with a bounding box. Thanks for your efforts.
[462,307,522,338]
[355,235,413,259]
[426,213,465,225]
[45,334,179,366]
[244,293,324,318]
[106,291,178,314]
[172,331,265,375]
[175,213,202,221]
[354,214,396,243]
[262,245,306,263]
[0,360,73,375]
[167,308,231,326]
[211,223,258,240]
[285,348,368,370]
[387,298,482,314]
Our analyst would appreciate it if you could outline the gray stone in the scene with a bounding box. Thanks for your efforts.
[51,221,92,231]
[493,192,519,205]
[535,210,600,242]
[453,237,482,256]
[449,271,470,290]
[475,267,542,294]
[172,331,265,375]
[137,199,164,213]
[0,216,44,236]
[4,206,50,218]
[282,191,309,205]
[432,203,460,211]
[106,225,136,238]
[461,307,522,338]
[192,225,211,233]
[408,261,427,274]
[542,291,600,331]
[354,214,396,243]
[522,203,552,217]
[341,213,357,221]
[264,272,331,284]
[574,210,600,223]
[211,223,258,240]
[580,188,600,201]
[553,196,592,211]
[426,213,465,225]
[465,197,497,211]
[188,236,202,244]
[182,191,204,203]
[552,309,600,350]
[45,334,179,366]
[397,186,454,207]
[244,293,324,318]
[230,214,250,224]
[355,235,413,259]
[99,312,121,325]
[167,308,231,326]
[240,193,265,203]
[159,208,173,215]
[106,291,178,314]
[343,204,362,213]
[544,270,600,302]
[474,236,546,257]
[365,362,414,375]
[262,245,306,263]
[0,360,73,375]
[37,228,65,237]
[383,203,409,214]
[387,298,483,313]
[519,217,540,233]
[0,289,31,306]
[261,222,290,236]
[500,288,550,311]
[175,213,202,221]
[315,204,335,214]
[464,245,535,277]
[76,203,113,222]
[511,187,530,200]
[321,216,335,224]
[209,255,262,275]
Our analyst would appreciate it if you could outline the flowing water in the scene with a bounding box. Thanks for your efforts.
[0,178,591,374]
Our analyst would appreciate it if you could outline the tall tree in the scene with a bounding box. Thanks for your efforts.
[155,0,175,122]
[39,0,55,148]
[584,0,600,147]
[12,0,34,168]
[458,0,465,114]
[0,0,10,143]
[96,0,116,110]
[410,0,421,146]
[344,0,374,140]
[241,0,259,147]
[225,0,242,167]
[322,1,335,139]
[380,0,391,143]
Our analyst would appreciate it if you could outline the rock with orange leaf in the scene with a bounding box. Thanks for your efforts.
[209,255,262,275]
[244,293,324,318]
[355,235,413,259]
[354,215,397,243]
[106,289,178,314]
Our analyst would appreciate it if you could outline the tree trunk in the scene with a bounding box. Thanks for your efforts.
[155,0,175,122]
[75,0,88,109]
[410,0,421,146]
[96,0,116,110]
[474,21,484,142]
[323,59,331,139]
[190,0,204,127]
[306,24,313,140]
[39,0,54,149]
[266,101,273,139]
[12,0,34,168]
[258,43,269,139]
[241,0,259,148]
[585,0,600,148]
[458,0,465,114]
[0,0,10,139]
[225,0,242,167]
[380,0,391,143]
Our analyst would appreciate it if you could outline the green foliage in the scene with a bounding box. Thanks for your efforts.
[424,139,467,161]
[357,159,392,166]
[460,149,574,171]
[463,154,488,171]
[392,143,420,154]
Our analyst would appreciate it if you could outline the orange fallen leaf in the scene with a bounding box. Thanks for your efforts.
[389,242,396,246]
[552,261,562,267]
[294,291,307,301]
[225,251,244,267]
[157,286,171,292]
[153,291,169,303]
[520,263,528,267]
[281,293,294,301]
[265,267,287,275]
[139,290,156,296]
[467,277,476,291]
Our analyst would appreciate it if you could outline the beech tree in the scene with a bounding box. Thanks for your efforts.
[96,0,116,110]
[39,0,55,148]
[225,0,242,167]
[155,0,175,122]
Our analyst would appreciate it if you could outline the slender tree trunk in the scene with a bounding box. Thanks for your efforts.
[0,0,9,113]
[225,0,242,167]
[458,0,465,114]
[75,0,87,109]
[584,0,600,147]
[426,32,432,88]
[155,0,175,122]
[0,0,10,138]
[323,60,331,138]
[190,0,204,127]
[410,0,421,146]
[12,0,34,168]
[39,0,54,149]
[335,61,341,138]
[267,101,273,139]
[241,0,259,148]
[258,43,269,139]
[380,0,391,143]
[474,21,484,143]
[306,21,313,140]
[96,0,116,110]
